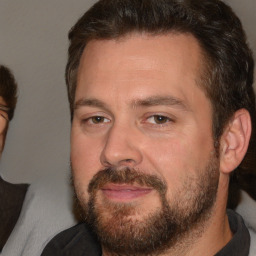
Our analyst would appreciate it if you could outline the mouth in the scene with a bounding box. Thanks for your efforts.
[101,183,153,201]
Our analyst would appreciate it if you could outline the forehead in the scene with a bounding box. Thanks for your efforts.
[76,33,209,109]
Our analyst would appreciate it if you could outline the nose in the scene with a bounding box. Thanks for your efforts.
[100,122,143,168]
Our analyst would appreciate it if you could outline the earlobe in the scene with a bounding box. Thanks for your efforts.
[219,109,251,174]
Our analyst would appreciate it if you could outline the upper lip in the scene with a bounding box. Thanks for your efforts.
[101,184,152,191]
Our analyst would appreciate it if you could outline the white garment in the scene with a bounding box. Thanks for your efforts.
[236,190,256,256]
[1,176,76,256]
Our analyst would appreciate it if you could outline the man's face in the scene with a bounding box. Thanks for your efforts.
[71,33,220,255]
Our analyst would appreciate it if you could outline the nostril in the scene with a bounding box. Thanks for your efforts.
[118,159,136,166]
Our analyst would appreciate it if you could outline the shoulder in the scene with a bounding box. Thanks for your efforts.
[41,223,102,256]
[2,177,76,256]
[248,228,256,256]
[13,177,76,234]
[236,190,256,232]
[235,190,256,256]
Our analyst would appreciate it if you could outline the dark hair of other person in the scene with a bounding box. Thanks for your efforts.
[0,65,18,120]
[65,0,256,206]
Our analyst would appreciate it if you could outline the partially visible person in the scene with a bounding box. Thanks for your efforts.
[0,65,76,256]
[0,66,17,155]
[0,65,27,253]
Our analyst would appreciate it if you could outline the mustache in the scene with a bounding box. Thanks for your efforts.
[87,167,167,196]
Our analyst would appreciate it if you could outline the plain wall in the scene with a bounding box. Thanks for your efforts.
[0,0,255,185]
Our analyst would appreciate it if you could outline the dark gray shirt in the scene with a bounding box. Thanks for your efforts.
[0,176,29,252]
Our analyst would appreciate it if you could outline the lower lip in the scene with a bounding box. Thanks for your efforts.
[101,186,152,201]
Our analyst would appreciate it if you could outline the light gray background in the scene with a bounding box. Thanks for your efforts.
[0,0,255,186]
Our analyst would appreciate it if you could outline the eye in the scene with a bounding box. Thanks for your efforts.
[92,116,107,124]
[147,115,172,124]
[85,116,110,125]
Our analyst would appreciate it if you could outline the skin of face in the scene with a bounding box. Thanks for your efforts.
[71,33,232,255]
[0,96,8,154]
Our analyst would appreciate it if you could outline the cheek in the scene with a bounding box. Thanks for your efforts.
[71,129,103,189]
[145,135,195,169]
[143,132,213,196]
[142,136,188,193]
[0,133,6,153]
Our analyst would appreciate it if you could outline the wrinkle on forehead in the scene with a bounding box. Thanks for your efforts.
[76,33,211,118]
[78,32,204,82]
[74,95,190,114]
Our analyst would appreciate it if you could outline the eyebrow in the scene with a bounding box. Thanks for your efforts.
[132,96,189,110]
[74,95,189,111]
[74,98,108,110]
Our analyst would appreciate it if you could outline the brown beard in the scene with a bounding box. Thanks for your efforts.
[73,154,220,256]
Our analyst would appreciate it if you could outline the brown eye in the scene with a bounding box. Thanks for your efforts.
[91,116,106,124]
[153,115,170,124]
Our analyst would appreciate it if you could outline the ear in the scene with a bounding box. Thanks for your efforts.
[219,109,251,174]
